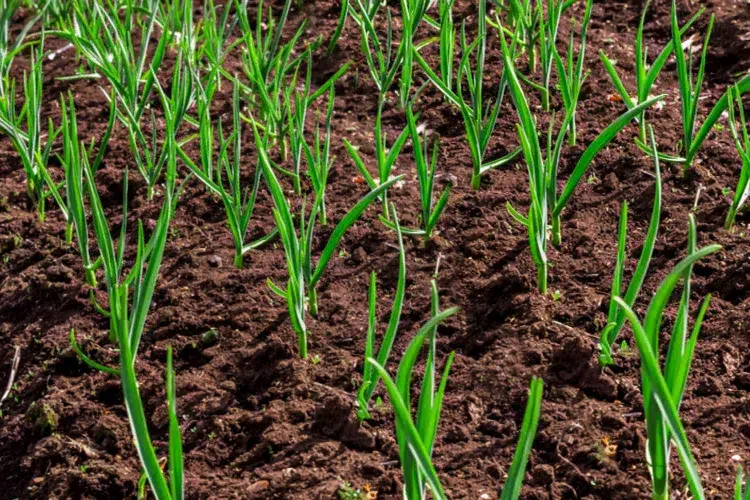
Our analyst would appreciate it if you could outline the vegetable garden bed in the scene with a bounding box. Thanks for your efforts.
[1,0,749,498]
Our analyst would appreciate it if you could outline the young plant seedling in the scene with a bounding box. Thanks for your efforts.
[327,0,349,54]
[369,334,543,500]
[615,216,721,500]
[0,37,63,222]
[188,67,219,188]
[499,377,544,500]
[347,0,399,101]
[365,284,459,500]
[344,102,409,220]
[287,51,313,195]
[500,0,542,73]
[357,206,407,420]
[500,25,664,292]
[232,11,347,189]
[553,0,593,146]
[232,0,305,159]
[683,75,750,167]
[284,51,350,194]
[0,0,43,99]
[254,120,403,358]
[195,0,236,89]
[598,126,662,367]
[600,0,703,144]
[536,0,576,111]
[379,106,451,241]
[69,149,184,500]
[303,86,336,226]
[437,0,456,99]
[59,0,194,199]
[725,84,750,230]
[414,0,521,190]
[397,0,431,107]
[59,94,104,287]
[347,0,429,104]
[178,80,277,269]
[671,0,714,172]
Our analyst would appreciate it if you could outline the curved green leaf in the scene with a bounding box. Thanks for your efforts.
[553,94,665,217]
[311,175,403,286]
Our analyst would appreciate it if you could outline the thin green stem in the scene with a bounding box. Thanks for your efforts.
[652,487,669,500]
[528,45,537,73]
[309,287,318,316]
[36,195,45,223]
[568,113,577,146]
[471,173,481,190]
[725,208,737,231]
[319,197,327,226]
[537,263,547,295]
[381,194,390,220]
[84,268,97,288]
[638,113,647,143]
[541,88,550,112]
[551,215,561,248]
[298,330,308,359]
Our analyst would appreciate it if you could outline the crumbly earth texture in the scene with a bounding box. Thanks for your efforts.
[1,0,750,498]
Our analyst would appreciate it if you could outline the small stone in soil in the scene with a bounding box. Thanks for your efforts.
[361,461,385,477]
[247,480,269,494]
[350,246,367,264]
[531,464,555,486]
[695,376,723,396]
[600,412,627,430]
[602,172,620,192]
[445,425,471,443]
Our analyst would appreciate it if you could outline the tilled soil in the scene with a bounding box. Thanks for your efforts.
[1,0,750,498]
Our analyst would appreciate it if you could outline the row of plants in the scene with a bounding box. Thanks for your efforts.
[0,0,748,498]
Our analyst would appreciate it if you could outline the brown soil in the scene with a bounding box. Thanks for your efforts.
[1,0,750,498]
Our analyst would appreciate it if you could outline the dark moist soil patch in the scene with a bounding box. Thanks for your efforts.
[1,0,750,498]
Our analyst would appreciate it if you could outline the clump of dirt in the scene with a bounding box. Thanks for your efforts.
[1,0,750,498]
